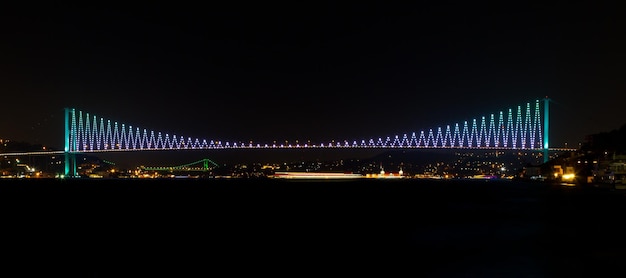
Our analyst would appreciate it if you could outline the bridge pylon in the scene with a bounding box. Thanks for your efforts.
[543,97,550,163]
[64,108,77,177]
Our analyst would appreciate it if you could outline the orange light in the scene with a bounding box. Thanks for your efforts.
[562,173,575,181]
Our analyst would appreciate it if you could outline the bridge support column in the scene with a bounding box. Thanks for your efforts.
[64,107,77,177]
[543,96,550,163]
[64,152,77,177]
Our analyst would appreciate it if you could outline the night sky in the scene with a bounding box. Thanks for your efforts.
[1,3,625,165]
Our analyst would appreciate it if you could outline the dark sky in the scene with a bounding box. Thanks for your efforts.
[1,2,625,164]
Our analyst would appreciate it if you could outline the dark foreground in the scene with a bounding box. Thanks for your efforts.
[2,179,626,277]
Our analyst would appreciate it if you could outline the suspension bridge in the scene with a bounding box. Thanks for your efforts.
[1,98,576,177]
[140,158,220,172]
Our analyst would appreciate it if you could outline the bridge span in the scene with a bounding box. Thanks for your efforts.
[0,98,573,177]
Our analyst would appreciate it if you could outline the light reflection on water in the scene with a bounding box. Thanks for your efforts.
[561,182,577,187]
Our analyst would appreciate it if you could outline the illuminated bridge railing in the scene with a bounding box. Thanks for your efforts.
[66,100,545,152]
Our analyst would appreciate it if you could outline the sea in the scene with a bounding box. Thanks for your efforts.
[1,178,625,277]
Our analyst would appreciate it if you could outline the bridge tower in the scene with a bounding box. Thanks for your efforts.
[543,96,550,163]
[64,108,77,177]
